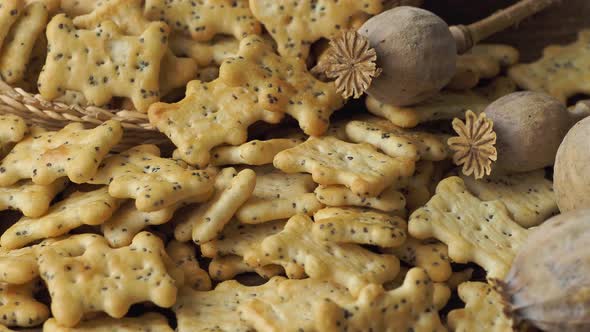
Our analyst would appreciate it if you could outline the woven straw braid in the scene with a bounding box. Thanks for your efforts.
[0,80,171,152]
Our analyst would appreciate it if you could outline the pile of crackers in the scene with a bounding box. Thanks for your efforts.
[0,0,585,331]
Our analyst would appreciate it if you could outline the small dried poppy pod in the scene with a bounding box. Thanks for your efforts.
[483,91,572,173]
[495,209,590,332]
[359,6,457,107]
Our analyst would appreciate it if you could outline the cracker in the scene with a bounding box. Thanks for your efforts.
[393,160,436,212]
[247,214,399,296]
[38,14,169,112]
[88,144,215,212]
[148,79,283,167]
[345,119,448,161]
[59,0,95,16]
[461,170,557,228]
[0,121,123,186]
[0,2,47,84]
[0,114,27,158]
[509,29,590,102]
[312,207,407,248]
[316,267,446,332]
[384,267,451,311]
[249,0,382,59]
[145,0,261,41]
[409,176,528,279]
[365,77,517,128]
[314,184,406,212]
[209,255,284,281]
[0,179,66,218]
[166,240,211,291]
[274,136,415,196]
[43,312,174,332]
[236,167,323,224]
[210,138,303,166]
[447,268,474,290]
[178,168,256,244]
[219,35,344,135]
[72,0,198,97]
[384,238,452,282]
[174,277,284,332]
[447,281,514,332]
[0,280,49,328]
[0,0,23,51]
[169,34,238,67]
[0,187,123,250]
[37,232,178,327]
[239,278,353,332]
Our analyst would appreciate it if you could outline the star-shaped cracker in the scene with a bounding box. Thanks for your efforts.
[219,35,344,135]
[274,136,415,196]
[0,114,27,158]
[509,30,590,102]
[37,232,179,327]
[0,2,48,84]
[461,170,558,228]
[88,144,215,212]
[236,166,323,224]
[0,121,123,186]
[345,118,449,161]
[247,214,400,296]
[316,268,446,332]
[314,184,406,212]
[1,187,123,250]
[249,0,382,59]
[313,207,407,248]
[43,313,174,332]
[208,255,285,281]
[366,77,517,128]
[0,280,49,328]
[384,238,452,282]
[169,34,238,67]
[409,176,528,279]
[0,179,66,218]
[447,282,514,332]
[166,241,211,291]
[145,0,261,41]
[148,79,283,167]
[210,138,303,166]
[39,14,169,112]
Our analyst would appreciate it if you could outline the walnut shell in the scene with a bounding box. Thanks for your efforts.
[554,116,590,212]
[484,91,571,173]
[358,6,456,106]
[498,209,590,332]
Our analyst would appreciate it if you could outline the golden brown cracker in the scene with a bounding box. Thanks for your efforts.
[447,281,513,332]
[37,232,178,327]
[210,138,303,166]
[247,214,399,296]
[509,29,590,102]
[145,0,261,41]
[148,79,283,168]
[274,136,415,197]
[393,160,436,213]
[0,114,27,158]
[384,238,452,282]
[409,176,528,279]
[0,0,23,51]
[249,0,382,59]
[59,0,95,16]
[460,170,558,228]
[447,269,474,290]
[0,2,47,84]
[166,240,211,291]
[365,77,517,128]
[0,187,122,250]
[169,34,238,67]
[39,14,169,112]
[219,35,344,135]
[312,207,407,248]
[315,268,446,332]
[236,167,322,224]
[345,119,448,161]
[0,280,49,328]
[43,313,174,331]
[0,121,123,186]
[208,255,284,281]
[88,144,214,212]
[314,184,406,212]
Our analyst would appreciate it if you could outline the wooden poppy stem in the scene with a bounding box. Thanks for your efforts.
[450,0,562,54]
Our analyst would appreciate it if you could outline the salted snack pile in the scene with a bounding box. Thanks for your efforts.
[0,1,580,331]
